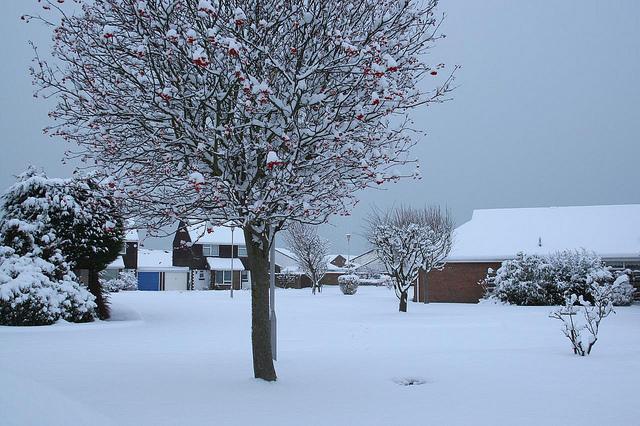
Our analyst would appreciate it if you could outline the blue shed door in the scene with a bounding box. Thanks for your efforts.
[138,272,160,291]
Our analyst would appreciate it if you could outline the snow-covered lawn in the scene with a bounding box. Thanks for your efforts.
[2,287,639,426]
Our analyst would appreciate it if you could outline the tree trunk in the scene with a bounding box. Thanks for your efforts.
[88,268,110,320]
[243,225,277,382]
[399,290,408,313]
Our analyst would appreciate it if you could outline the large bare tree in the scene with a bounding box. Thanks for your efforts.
[29,0,456,380]
[284,222,328,294]
[366,206,453,312]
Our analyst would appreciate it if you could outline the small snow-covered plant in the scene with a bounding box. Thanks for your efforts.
[338,272,359,295]
[550,279,617,356]
[103,271,138,293]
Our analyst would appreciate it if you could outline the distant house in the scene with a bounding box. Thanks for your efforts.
[173,222,252,290]
[319,254,351,285]
[273,248,312,289]
[137,249,190,291]
[417,205,640,303]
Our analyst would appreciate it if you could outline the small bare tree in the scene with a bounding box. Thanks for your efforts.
[550,279,618,356]
[366,206,453,312]
[284,223,328,294]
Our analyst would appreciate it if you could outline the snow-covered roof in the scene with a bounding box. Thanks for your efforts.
[448,204,640,262]
[125,230,139,242]
[186,223,245,245]
[137,249,187,271]
[206,257,245,271]
[275,247,298,261]
[106,256,125,270]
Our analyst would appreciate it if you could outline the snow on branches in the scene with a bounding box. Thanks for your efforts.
[366,205,453,312]
[550,277,622,356]
[284,222,328,294]
[30,0,457,238]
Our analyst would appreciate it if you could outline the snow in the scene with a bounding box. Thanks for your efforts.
[137,249,186,272]
[2,287,638,425]
[449,204,640,262]
[187,223,245,245]
[105,256,125,270]
[206,257,245,271]
[124,229,139,242]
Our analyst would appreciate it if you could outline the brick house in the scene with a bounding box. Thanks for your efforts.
[173,222,252,290]
[416,204,640,303]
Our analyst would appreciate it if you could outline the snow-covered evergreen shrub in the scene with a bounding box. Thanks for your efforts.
[486,250,631,306]
[0,169,97,326]
[338,273,359,295]
[0,248,95,326]
[102,271,138,293]
[486,253,558,306]
[609,273,635,306]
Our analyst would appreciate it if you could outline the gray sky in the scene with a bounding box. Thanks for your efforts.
[1,1,639,255]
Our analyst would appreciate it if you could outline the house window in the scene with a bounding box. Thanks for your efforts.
[215,270,232,285]
[119,244,127,255]
[238,245,247,257]
[241,271,249,284]
[203,244,219,257]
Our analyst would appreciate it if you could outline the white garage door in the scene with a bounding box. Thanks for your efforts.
[164,272,188,291]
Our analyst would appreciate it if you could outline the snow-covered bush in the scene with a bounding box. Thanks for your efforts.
[0,169,98,325]
[550,278,618,356]
[102,271,138,293]
[486,253,557,306]
[609,273,635,306]
[338,273,359,295]
[2,167,123,319]
[0,248,95,326]
[485,250,631,306]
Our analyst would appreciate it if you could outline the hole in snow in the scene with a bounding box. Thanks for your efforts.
[393,377,426,386]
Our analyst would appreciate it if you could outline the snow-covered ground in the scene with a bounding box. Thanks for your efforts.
[2,286,639,426]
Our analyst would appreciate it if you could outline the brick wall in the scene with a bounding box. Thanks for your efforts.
[416,262,501,303]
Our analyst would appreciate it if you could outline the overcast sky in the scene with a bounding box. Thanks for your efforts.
[1,1,639,255]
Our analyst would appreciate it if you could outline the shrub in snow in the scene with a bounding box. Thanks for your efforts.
[0,248,95,326]
[549,278,619,356]
[609,273,635,306]
[485,253,557,306]
[485,250,631,306]
[1,167,124,319]
[338,273,359,295]
[102,271,138,293]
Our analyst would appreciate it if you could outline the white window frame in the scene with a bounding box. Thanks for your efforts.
[215,270,233,285]
[202,244,219,257]
[238,245,247,257]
